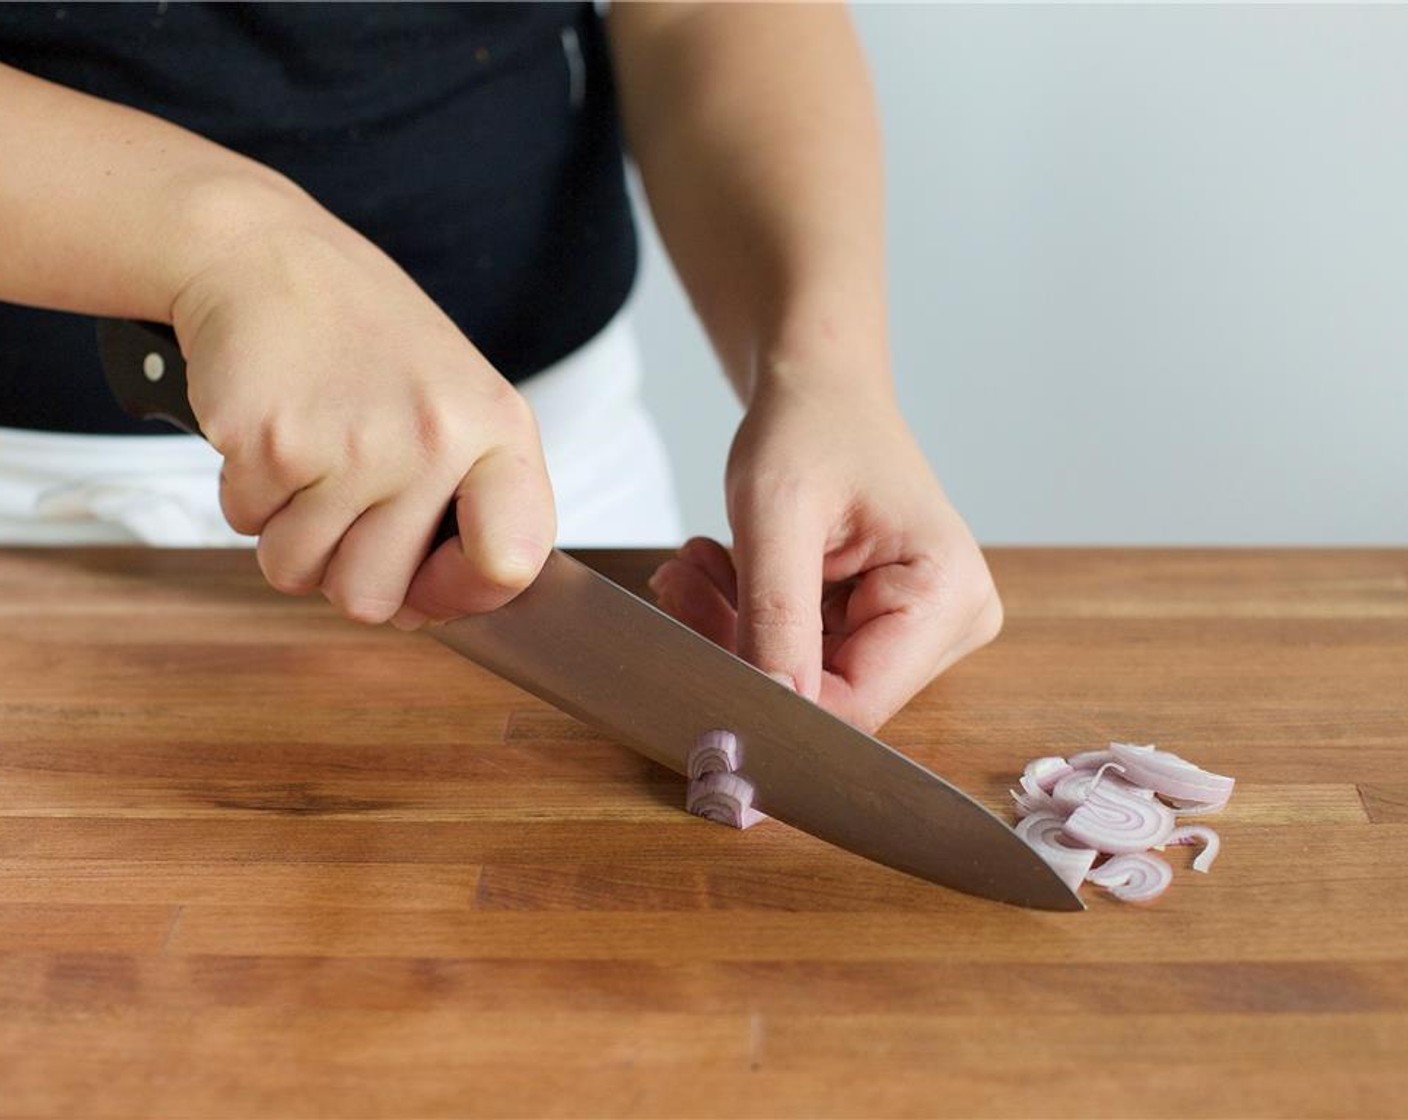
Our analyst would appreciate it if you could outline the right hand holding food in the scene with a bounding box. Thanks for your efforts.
[170,218,556,628]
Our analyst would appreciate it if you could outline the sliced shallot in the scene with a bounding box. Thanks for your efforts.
[1067,748,1118,770]
[1168,795,1232,817]
[1010,766,1063,818]
[1023,756,1073,794]
[1108,742,1234,805]
[1014,812,1099,892]
[1010,786,1056,819]
[1062,783,1175,854]
[1086,852,1173,903]
[686,771,767,830]
[1007,740,1232,906]
[687,728,743,779]
[1167,824,1221,872]
[1049,763,1153,812]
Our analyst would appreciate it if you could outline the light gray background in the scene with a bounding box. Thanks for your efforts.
[627,3,1407,545]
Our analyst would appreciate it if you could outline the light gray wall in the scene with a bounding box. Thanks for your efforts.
[628,3,1407,545]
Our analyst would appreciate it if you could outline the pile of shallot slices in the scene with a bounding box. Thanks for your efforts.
[1010,742,1233,903]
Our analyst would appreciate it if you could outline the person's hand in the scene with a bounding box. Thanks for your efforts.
[171,215,555,627]
[648,379,1001,733]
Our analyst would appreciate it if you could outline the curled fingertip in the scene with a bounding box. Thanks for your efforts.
[475,536,551,596]
[390,606,427,632]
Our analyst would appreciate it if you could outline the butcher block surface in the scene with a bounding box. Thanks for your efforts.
[0,546,1405,1119]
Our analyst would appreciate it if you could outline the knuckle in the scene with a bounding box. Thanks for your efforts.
[487,378,535,428]
[412,380,533,460]
[487,390,542,459]
[339,424,393,481]
[259,419,315,489]
[741,589,813,633]
[222,509,264,538]
[206,414,314,498]
[854,702,890,737]
[948,552,1003,644]
[410,398,458,461]
[217,477,263,537]
[197,412,240,458]
[199,408,264,468]
[408,396,479,476]
[839,691,894,737]
[972,585,1005,646]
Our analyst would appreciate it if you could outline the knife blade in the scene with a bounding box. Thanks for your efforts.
[96,317,1082,911]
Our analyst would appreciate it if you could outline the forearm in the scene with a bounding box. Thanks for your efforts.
[608,2,890,403]
[0,63,317,323]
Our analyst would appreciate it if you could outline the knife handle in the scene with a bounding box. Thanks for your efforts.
[94,317,459,547]
[96,319,201,435]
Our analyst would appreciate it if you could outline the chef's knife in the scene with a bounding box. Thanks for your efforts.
[97,318,1082,911]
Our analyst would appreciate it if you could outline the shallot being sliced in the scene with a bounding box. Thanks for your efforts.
[686,771,767,829]
[684,729,767,830]
[1086,852,1173,903]
[1014,812,1100,892]
[1167,824,1221,872]
[687,728,743,779]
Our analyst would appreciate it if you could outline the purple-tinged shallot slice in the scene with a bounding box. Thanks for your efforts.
[1010,764,1065,818]
[1062,783,1175,854]
[1009,740,1233,905]
[1050,762,1152,813]
[1086,852,1173,902]
[687,728,743,779]
[1167,824,1221,872]
[1014,812,1099,892]
[1108,742,1234,806]
[1024,756,1073,794]
[1010,786,1056,819]
[1167,796,1232,817]
[686,771,767,830]
[1067,748,1119,770]
[1049,768,1099,814]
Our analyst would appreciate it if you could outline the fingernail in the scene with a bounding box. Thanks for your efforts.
[390,607,427,632]
[767,671,797,692]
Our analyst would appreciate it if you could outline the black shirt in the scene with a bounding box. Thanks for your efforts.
[0,2,638,433]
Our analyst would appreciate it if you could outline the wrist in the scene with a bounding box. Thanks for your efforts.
[744,291,895,408]
[165,168,341,325]
[167,173,372,340]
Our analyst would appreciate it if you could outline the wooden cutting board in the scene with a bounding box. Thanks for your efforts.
[0,547,1404,1118]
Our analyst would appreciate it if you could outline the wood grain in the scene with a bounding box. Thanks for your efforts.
[0,546,1405,1118]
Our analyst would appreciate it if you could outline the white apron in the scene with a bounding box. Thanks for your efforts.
[0,314,683,548]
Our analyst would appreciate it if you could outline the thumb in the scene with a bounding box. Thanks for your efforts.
[401,444,556,622]
[731,509,825,702]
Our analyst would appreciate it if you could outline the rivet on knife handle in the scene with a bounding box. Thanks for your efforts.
[96,318,201,435]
